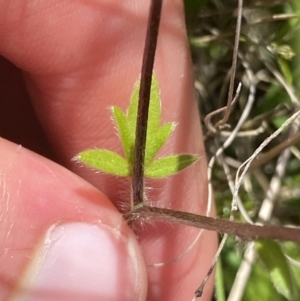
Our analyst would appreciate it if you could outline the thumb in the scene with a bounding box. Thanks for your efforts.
[11,223,143,301]
[0,138,147,301]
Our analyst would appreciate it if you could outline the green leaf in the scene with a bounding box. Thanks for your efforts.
[145,154,198,178]
[145,122,176,165]
[127,79,139,135]
[256,240,295,300]
[272,116,288,129]
[278,57,293,85]
[77,149,130,177]
[127,74,161,132]
[147,74,161,134]
[76,73,198,180]
[111,106,134,161]
[117,73,167,169]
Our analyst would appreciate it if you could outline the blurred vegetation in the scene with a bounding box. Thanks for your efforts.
[184,0,300,300]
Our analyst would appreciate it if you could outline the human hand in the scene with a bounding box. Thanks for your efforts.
[0,1,217,300]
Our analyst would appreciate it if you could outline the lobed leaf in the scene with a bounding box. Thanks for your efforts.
[77,149,130,177]
[145,154,198,178]
[145,122,176,165]
[127,74,161,130]
[147,74,161,135]
[127,79,139,135]
[108,74,164,171]
[111,106,134,162]
[256,240,296,300]
[77,73,198,180]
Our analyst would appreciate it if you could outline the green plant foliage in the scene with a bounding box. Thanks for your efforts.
[184,0,208,14]
[277,58,293,85]
[76,74,198,178]
[215,259,226,301]
[145,154,198,178]
[256,240,296,300]
[145,122,175,165]
[267,43,296,60]
[77,149,130,177]
[111,106,132,161]
[244,258,288,301]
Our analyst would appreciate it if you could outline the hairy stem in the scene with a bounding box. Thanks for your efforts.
[126,205,300,242]
[132,0,163,207]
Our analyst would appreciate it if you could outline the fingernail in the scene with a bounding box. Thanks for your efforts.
[11,223,145,301]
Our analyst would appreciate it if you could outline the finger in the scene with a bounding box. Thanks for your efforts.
[0,138,147,301]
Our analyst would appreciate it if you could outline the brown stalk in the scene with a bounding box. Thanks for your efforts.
[132,0,163,207]
[127,206,300,243]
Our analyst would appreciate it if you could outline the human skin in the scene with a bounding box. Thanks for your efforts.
[0,1,217,300]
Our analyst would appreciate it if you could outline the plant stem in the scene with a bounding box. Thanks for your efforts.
[132,0,163,207]
[127,205,300,242]
[215,0,243,129]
